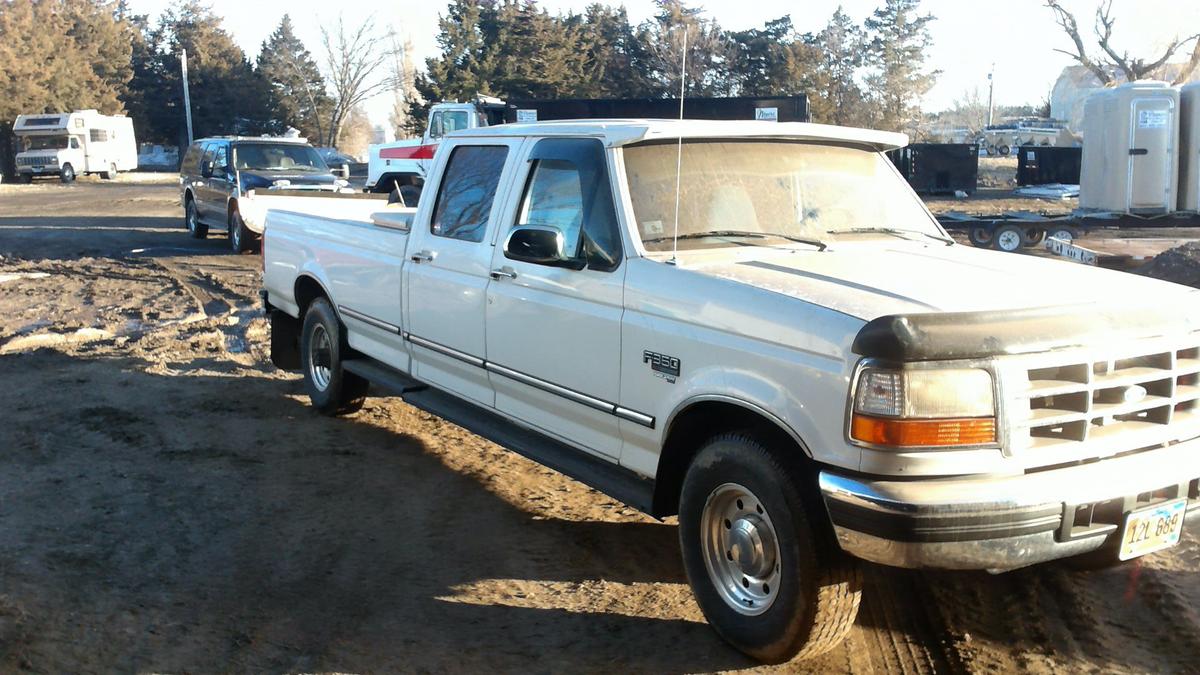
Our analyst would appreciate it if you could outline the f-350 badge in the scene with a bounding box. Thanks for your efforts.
[643,350,680,383]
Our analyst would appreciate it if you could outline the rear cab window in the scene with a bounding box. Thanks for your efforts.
[430,145,510,243]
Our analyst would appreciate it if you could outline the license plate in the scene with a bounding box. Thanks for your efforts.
[1119,498,1187,561]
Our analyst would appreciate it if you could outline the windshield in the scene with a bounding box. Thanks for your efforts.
[622,140,939,251]
[234,144,328,172]
[21,135,67,151]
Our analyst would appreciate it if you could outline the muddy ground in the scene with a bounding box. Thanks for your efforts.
[1,176,1198,674]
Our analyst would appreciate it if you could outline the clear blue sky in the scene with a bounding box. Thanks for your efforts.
[127,0,1200,126]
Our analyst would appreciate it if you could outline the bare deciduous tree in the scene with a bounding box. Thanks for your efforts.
[321,14,396,147]
[1046,0,1200,85]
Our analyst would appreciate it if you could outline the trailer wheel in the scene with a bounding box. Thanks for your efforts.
[992,224,1026,252]
[1046,226,1075,244]
[59,163,75,183]
[967,226,993,247]
[997,144,1011,157]
[1023,228,1045,247]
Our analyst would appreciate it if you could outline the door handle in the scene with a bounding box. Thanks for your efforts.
[489,266,518,280]
[1129,148,1149,156]
[410,250,436,263]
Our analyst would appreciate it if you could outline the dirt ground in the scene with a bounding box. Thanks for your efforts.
[1,176,1199,674]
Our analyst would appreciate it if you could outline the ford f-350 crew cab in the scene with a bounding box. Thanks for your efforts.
[260,119,1200,664]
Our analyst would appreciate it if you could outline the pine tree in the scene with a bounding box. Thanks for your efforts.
[637,0,735,97]
[805,7,872,127]
[863,0,939,133]
[727,16,796,96]
[257,15,330,143]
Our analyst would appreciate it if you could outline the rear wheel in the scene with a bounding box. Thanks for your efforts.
[60,163,75,183]
[679,433,862,663]
[997,144,1011,157]
[1023,227,1046,247]
[967,226,993,247]
[301,298,368,415]
[101,163,117,179]
[1047,226,1076,244]
[185,199,208,239]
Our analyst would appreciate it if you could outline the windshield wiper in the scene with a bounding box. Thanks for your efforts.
[829,227,954,245]
[643,230,827,250]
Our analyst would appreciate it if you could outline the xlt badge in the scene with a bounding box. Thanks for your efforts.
[643,350,681,382]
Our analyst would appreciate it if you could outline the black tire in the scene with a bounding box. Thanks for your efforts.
[185,198,208,239]
[229,206,258,254]
[967,226,993,247]
[399,184,422,207]
[997,144,1010,157]
[60,163,75,183]
[300,298,368,415]
[101,163,117,180]
[992,223,1026,252]
[679,433,862,663]
[18,173,32,184]
[1023,228,1046,247]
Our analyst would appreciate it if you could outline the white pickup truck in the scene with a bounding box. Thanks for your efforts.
[260,119,1200,663]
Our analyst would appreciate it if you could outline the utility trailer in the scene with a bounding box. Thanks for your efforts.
[941,210,1200,253]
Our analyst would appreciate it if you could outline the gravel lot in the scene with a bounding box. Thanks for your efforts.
[1,176,1198,673]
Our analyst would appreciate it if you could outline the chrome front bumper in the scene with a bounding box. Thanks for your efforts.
[819,438,1200,571]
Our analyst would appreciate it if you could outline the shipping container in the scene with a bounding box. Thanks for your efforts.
[1080,81,1179,215]
[887,143,979,195]
[1017,146,1082,186]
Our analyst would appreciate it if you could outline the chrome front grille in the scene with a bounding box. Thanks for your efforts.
[16,156,55,166]
[1007,340,1200,463]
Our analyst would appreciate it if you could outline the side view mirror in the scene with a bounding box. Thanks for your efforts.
[200,160,214,178]
[504,225,584,269]
[333,163,350,179]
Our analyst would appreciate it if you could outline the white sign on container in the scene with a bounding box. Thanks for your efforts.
[516,109,538,123]
[755,107,779,122]
[1138,109,1168,129]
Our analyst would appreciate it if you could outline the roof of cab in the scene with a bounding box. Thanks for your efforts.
[447,119,909,151]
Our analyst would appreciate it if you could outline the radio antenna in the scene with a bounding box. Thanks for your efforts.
[669,25,688,266]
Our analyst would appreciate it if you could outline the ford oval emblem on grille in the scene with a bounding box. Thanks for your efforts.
[1122,385,1147,403]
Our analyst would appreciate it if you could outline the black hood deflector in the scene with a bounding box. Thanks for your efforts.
[852,305,1199,362]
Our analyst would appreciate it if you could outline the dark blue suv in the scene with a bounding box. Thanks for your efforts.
[179,137,348,252]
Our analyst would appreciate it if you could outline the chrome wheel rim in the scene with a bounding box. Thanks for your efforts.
[996,230,1022,251]
[701,482,782,616]
[186,205,197,234]
[308,324,332,390]
[1050,229,1072,244]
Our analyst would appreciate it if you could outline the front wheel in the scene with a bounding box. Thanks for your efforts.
[60,163,75,183]
[229,206,258,253]
[301,298,368,415]
[679,433,862,663]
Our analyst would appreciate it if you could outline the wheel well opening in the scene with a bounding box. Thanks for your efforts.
[293,276,327,315]
[651,401,807,518]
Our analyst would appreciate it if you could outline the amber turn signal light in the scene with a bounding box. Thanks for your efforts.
[851,414,996,447]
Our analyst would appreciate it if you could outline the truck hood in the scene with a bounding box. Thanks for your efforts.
[689,240,1200,321]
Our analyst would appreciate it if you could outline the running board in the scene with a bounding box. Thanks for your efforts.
[343,356,655,515]
[343,358,427,394]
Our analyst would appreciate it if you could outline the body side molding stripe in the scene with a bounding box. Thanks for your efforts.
[400,332,656,429]
[338,305,402,334]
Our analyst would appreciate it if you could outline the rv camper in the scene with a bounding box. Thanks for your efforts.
[13,110,137,183]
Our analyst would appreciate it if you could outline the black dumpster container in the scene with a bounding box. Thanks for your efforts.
[503,95,809,123]
[887,143,979,195]
[1016,146,1082,186]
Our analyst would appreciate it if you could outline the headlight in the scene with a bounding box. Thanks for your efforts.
[850,367,996,447]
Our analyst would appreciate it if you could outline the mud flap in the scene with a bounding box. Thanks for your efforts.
[269,310,301,371]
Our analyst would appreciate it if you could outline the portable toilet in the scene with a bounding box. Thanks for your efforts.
[1180,82,1200,212]
[1079,81,1179,215]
